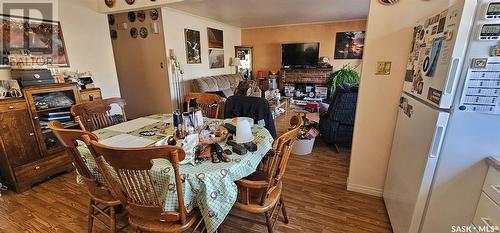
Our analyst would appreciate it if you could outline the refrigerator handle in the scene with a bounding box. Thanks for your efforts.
[429,125,445,158]
[444,57,460,95]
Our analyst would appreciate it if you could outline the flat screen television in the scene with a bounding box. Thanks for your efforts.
[281,43,320,68]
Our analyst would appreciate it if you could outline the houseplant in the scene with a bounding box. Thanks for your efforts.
[328,64,360,99]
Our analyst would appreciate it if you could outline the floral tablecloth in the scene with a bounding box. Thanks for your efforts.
[77,114,273,233]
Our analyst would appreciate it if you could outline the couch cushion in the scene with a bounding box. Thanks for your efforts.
[192,74,242,93]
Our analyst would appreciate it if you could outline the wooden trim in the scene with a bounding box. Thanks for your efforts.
[346,182,383,197]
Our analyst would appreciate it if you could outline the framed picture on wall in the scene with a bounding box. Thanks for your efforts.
[334,31,365,59]
[184,29,201,64]
[209,49,224,69]
[0,14,69,69]
[207,27,223,49]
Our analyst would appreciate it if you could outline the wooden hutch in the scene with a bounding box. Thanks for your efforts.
[0,83,101,192]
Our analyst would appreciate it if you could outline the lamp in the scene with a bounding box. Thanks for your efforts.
[229,57,241,74]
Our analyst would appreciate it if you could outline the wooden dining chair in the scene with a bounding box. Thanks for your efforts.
[184,92,223,119]
[89,141,202,233]
[233,113,304,233]
[71,98,127,131]
[48,121,126,233]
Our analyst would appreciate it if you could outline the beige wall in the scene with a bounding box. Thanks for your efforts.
[162,7,242,100]
[0,0,121,99]
[241,20,367,75]
[348,0,452,196]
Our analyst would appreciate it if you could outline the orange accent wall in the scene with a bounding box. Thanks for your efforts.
[241,20,367,75]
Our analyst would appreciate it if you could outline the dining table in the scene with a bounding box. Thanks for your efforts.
[76,113,274,233]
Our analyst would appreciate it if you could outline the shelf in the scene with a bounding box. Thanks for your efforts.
[36,105,72,113]
[41,122,79,134]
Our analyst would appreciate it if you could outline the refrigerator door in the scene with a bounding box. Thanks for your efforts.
[403,0,477,109]
[383,93,449,233]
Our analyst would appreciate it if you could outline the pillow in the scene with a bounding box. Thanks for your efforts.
[221,89,234,98]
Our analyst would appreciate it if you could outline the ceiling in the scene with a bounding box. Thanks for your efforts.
[166,0,370,28]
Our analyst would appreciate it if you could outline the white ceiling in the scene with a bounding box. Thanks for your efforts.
[166,0,370,28]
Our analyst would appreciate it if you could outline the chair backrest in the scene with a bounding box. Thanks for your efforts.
[260,113,303,205]
[89,141,188,224]
[48,121,122,203]
[71,98,127,131]
[184,92,223,119]
[224,95,277,138]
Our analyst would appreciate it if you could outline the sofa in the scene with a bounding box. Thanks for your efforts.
[191,74,242,97]
[191,74,261,98]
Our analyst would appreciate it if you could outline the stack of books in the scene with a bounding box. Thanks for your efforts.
[39,111,75,130]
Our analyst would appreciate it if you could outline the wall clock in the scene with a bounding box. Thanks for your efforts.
[140,27,148,38]
[150,9,159,20]
[137,11,146,22]
[126,0,135,5]
[130,27,138,38]
[104,0,115,8]
[379,0,399,5]
[128,12,136,22]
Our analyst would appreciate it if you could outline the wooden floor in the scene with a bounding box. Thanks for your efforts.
[0,113,392,233]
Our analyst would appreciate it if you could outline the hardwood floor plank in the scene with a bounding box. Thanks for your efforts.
[0,113,392,233]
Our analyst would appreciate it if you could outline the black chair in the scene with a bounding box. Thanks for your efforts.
[224,96,277,138]
[318,84,359,150]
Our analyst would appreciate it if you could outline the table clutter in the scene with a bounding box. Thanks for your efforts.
[77,112,273,233]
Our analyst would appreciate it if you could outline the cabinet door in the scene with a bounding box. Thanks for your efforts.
[0,109,41,167]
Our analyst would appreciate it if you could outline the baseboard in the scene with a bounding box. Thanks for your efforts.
[347,182,384,197]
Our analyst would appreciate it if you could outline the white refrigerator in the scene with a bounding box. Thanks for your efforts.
[383,0,500,233]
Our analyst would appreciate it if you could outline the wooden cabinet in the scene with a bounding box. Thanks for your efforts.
[0,100,41,167]
[80,88,102,103]
[0,83,80,192]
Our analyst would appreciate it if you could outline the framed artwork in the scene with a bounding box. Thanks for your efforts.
[0,80,22,99]
[209,49,224,69]
[184,29,201,64]
[334,31,365,59]
[0,14,69,68]
[207,27,223,49]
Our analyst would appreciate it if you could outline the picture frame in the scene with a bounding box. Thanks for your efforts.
[184,29,201,64]
[209,49,224,69]
[0,14,69,69]
[0,80,22,99]
[334,31,365,59]
[207,27,223,49]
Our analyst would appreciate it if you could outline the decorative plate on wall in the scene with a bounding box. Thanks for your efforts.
[379,0,399,5]
[110,30,117,40]
[105,0,115,8]
[128,12,136,22]
[126,0,135,5]
[137,11,146,22]
[130,27,138,38]
[108,15,115,25]
[140,27,148,38]
[150,9,159,21]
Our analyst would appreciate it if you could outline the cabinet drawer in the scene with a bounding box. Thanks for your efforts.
[13,153,72,184]
[80,89,102,103]
[484,167,500,206]
[0,101,27,113]
[473,192,500,232]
